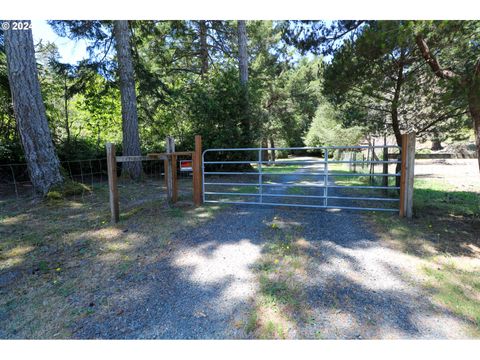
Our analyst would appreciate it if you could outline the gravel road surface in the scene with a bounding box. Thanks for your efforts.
[73,159,474,339]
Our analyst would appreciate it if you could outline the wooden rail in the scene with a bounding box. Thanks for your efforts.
[106,136,203,223]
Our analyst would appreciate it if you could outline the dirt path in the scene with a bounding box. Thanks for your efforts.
[73,160,475,339]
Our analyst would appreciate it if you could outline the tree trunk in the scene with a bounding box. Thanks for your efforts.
[113,20,143,180]
[261,138,269,164]
[431,136,443,151]
[4,21,63,196]
[237,20,250,147]
[237,20,249,86]
[199,20,209,77]
[64,73,70,144]
[391,56,405,187]
[468,88,480,171]
[382,134,389,187]
[269,136,276,162]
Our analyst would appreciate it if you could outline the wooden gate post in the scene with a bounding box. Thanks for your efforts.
[106,143,119,223]
[193,135,202,206]
[399,132,416,218]
[165,136,176,205]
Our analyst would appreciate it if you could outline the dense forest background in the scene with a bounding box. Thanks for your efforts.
[0,20,478,194]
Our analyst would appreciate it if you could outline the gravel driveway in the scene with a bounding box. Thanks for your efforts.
[73,159,474,339]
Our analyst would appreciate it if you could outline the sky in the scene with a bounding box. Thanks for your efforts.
[30,20,324,65]
[31,20,89,64]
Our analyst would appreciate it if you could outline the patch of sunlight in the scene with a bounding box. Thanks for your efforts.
[265,218,302,230]
[0,255,26,270]
[195,211,214,219]
[294,238,314,250]
[417,241,438,255]
[325,208,342,213]
[173,239,261,302]
[416,313,472,338]
[65,201,84,209]
[445,256,480,272]
[254,299,294,339]
[82,227,124,242]
[1,213,29,225]
[3,245,34,258]
[463,243,480,256]
[104,241,132,252]
[317,242,420,293]
[390,226,409,237]
[174,240,261,283]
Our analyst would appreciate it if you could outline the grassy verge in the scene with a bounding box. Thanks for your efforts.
[370,175,480,335]
[244,216,312,339]
[329,161,480,335]
[0,181,221,339]
[413,178,479,217]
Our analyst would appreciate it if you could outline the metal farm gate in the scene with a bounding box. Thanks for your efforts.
[202,135,416,216]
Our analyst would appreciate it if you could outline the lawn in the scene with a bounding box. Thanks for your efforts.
[370,173,480,335]
[0,179,221,338]
[260,164,301,174]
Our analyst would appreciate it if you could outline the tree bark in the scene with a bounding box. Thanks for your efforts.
[64,73,70,144]
[269,136,276,162]
[237,20,250,147]
[468,88,480,170]
[391,55,405,187]
[113,20,143,180]
[237,20,249,86]
[199,20,209,77]
[4,21,63,195]
[261,138,269,164]
[382,134,389,187]
[431,131,443,151]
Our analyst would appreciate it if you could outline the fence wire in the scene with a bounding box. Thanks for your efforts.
[0,156,195,205]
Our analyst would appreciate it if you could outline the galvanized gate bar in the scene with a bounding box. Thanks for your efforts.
[204,182,400,190]
[203,145,401,151]
[204,171,399,177]
[203,200,399,212]
[202,144,402,212]
[204,191,399,202]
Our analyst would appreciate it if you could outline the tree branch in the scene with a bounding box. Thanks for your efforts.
[415,34,459,81]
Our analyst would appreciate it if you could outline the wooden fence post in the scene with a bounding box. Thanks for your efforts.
[193,135,202,206]
[399,132,416,218]
[106,143,119,223]
[165,136,176,205]
[382,135,389,188]
[352,151,357,173]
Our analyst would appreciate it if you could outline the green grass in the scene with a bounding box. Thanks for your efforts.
[328,163,397,187]
[368,170,480,336]
[286,186,306,195]
[422,262,480,334]
[260,164,301,174]
[245,215,311,339]
[413,178,480,217]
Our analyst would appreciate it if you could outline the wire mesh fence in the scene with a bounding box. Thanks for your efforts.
[0,159,110,200]
[0,156,196,206]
